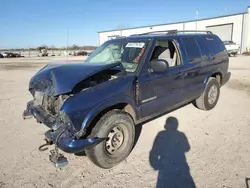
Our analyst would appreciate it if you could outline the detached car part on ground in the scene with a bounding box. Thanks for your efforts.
[23,31,231,169]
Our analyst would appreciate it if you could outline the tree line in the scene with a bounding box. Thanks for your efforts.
[1,44,97,51]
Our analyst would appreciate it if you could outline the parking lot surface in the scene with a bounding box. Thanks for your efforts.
[0,55,250,188]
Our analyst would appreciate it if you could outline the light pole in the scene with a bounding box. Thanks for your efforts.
[66,28,69,61]
[196,10,199,32]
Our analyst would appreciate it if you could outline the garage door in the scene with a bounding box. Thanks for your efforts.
[206,24,233,41]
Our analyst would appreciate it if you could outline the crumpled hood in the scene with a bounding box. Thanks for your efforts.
[29,61,124,96]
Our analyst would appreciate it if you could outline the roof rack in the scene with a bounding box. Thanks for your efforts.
[174,30,213,34]
[130,30,213,36]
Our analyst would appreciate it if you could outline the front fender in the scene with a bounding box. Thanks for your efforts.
[80,95,139,130]
[60,75,137,131]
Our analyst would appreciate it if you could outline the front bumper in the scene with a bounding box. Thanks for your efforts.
[45,127,104,153]
[23,101,105,154]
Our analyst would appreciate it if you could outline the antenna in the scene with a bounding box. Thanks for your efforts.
[196,10,199,31]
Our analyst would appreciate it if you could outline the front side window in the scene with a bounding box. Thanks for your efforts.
[85,39,148,72]
[150,39,181,67]
[182,37,201,63]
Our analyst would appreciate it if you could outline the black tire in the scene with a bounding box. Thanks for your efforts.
[85,109,135,169]
[193,77,220,111]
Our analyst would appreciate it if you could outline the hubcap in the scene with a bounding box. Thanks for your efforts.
[208,85,218,104]
[106,125,124,155]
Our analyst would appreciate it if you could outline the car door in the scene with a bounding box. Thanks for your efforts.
[179,37,208,101]
[137,38,186,119]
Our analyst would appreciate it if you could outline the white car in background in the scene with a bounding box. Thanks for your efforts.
[223,41,240,56]
[2,52,9,58]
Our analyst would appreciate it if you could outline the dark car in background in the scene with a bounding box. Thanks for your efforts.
[23,30,230,169]
[74,51,88,56]
[0,53,4,58]
[2,52,22,58]
[13,53,24,57]
[6,52,16,58]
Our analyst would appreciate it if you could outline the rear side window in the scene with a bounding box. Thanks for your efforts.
[181,37,201,63]
[201,35,225,56]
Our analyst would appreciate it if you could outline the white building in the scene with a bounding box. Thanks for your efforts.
[98,6,250,54]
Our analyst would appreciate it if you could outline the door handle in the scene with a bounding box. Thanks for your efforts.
[176,72,187,79]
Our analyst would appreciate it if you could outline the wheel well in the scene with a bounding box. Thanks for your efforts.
[85,103,136,137]
[211,72,222,85]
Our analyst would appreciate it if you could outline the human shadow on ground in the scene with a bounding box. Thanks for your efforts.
[149,116,196,188]
[246,177,250,188]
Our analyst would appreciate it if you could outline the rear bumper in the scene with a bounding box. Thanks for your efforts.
[227,49,239,54]
[23,101,105,154]
[221,72,231,86]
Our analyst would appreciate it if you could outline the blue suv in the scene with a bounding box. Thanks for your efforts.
[23,30,231,168]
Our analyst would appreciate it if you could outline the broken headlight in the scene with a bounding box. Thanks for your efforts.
[59,111,77,133]
[34,91,44,106]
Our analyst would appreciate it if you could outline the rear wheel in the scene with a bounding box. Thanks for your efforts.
[193,77,220,111]
[85,109,135,169]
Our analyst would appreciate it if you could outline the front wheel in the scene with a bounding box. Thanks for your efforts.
[193,77,220,111]
[85,109,135,169]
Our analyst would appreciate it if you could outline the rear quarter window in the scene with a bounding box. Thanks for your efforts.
[200,35,226,56]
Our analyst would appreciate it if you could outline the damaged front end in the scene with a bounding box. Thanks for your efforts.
[23,62,124,167]
[23,93,105,167]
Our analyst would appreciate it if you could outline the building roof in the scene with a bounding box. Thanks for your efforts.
[98,11,247,33]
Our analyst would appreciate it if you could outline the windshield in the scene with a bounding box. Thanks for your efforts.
[85,39,149,72]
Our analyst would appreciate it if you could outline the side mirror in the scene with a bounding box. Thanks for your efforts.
[150,59,169,73]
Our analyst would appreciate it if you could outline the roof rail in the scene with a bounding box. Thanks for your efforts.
[130,30,177,36]
[130,30,213,36]
[172,30,213,34]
